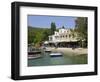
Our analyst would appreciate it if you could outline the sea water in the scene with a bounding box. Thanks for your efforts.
[28,52,87,66]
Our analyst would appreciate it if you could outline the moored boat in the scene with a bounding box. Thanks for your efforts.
[49,52,63,57]
[28,46,42,59]
[28,54,41,59]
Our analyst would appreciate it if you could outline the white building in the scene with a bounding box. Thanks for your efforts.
[44,28,79,48]
[48,28,78,43]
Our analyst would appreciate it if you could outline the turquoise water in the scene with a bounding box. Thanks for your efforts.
[28,52,87,66]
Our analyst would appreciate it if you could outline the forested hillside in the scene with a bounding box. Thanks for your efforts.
[28,26,51,47]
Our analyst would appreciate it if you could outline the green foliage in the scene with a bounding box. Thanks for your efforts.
[51,22,56,34]
[75,17,88,47]
[62,26,65,29]
[28,27,35,44]
[42,29,51,41]
[28,26,51,47]
[70,29,76,38]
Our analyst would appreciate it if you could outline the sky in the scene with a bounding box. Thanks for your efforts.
[28,15,77,29]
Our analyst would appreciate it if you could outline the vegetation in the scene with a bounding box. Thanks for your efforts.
[62,26,65,29]
[75,17,88,48]
[28,26,50,47]
[28,22,57,47]
[70,29,76,38]
[50,22,56,35]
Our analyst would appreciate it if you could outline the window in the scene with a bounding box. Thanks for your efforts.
[69,34,71,38]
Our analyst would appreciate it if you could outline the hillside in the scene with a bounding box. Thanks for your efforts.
[28,26,51,45]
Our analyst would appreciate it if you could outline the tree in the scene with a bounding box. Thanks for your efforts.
[51,22,56,35]
[75,17,88,48]
[28,29,35,44]
[42,29,51,41]
[70,29,75,38]
[28,26,51,47]
[62,26,65,29]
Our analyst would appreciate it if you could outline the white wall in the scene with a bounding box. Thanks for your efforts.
[0,0,99,82]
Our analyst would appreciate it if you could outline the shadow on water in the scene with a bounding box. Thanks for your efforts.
[28,51,87,67]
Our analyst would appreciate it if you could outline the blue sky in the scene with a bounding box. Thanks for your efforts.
[28,15,77,29]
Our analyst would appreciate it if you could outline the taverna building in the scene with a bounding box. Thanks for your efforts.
[44,28,80,48]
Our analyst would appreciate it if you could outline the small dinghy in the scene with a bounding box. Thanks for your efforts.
[49,52,63,57]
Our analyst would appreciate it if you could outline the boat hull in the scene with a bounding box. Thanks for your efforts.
[28,51,42,59]
[49,53,63,57]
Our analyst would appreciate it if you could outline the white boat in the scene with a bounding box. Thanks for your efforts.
[49,52,63,57]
